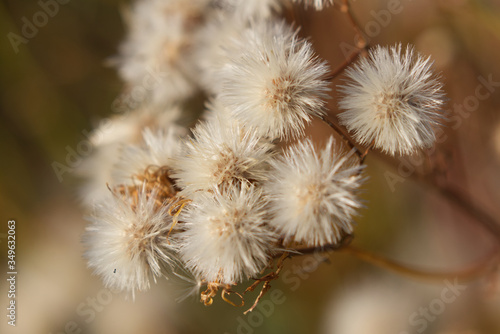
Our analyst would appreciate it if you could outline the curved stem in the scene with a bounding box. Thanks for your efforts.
[425,177,500,244]
[373,149,500,244]
[327,48,363,81]
[284,239,498,282]
[282,234,354,257]
[340,0,369,52]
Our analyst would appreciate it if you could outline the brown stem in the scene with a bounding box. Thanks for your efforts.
[367,144,500,244]
[244,252,289,314]
[359,141,374,163]
[283,237,498,282]
[340,0,369,52]
[280,234,354,258]
[373,148,500,244]
[222,288,244,307]
[340,245,498,282]
[327,48,363,81]
[318,115,361,159]
[424,177,500,244]
[244,282,271,315]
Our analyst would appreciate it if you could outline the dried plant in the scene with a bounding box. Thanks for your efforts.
[80,0,499,315]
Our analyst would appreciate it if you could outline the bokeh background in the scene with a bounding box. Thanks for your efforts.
[1,0,500,333]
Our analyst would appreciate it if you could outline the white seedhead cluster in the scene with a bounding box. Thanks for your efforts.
[81,0,445,307]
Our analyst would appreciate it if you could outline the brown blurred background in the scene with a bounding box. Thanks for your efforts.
[1,0,500,333]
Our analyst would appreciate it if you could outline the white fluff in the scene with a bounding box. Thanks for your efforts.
[338,44,445,156]
[179,185,277,284]
[115,0,210,104]
[77,105,182,207]
[266,137,364,246]
[83,185,178,297]
[193,18,293,96]
[113,126,185,186]
[172,116,275,198]
[219,22,330,139]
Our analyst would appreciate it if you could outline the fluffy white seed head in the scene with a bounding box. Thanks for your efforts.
[90,105,183,148]
[201,98,235,126]
[179,185,276,284]
[172,116,274,198]
[113,126,184,186]
[115,0,210,104]
[219,23,331,139]
[83,185,178,297]
[266,137,364,246]
[338,44,446,156]
[193,18,294,96]
[77,105,182,207]
[191,14,247,95]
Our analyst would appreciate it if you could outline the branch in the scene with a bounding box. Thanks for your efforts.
[340,0,369,52]
[326,47,363,81]
[425,177,500,244]
[340,245,498,282]
[318,115,361,159]
[372,149,500,244]
[282,237,498,282]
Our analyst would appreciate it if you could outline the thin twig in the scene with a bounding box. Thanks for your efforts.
[318,115,361,158]
[326,48,363,81]
[244,282,271,315]
[340,245,499,282]
[244,252,289,314]
[222,288,244,307]
[340,0,369,52]
[359,141,374,163]
[281,236,498,282]
[279,234,354,258]
[424,178,500,244]
[373,149,500,244]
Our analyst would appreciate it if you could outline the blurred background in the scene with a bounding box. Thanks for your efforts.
[1,0,500,333]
